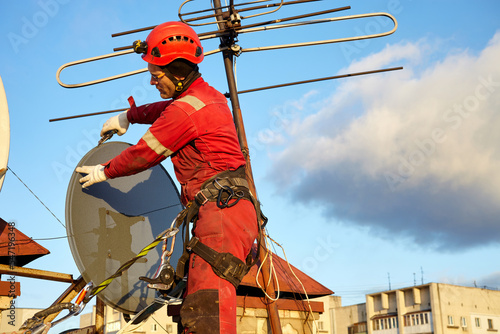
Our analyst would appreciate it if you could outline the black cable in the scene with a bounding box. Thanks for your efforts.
[6,167,65,229]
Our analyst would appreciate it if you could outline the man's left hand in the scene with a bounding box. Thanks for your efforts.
[75,165,107,188]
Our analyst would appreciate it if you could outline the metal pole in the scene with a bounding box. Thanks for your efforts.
[49,107,128,122]
[210,1,282,333]
[224,66,404,97]
[95,297,105,334]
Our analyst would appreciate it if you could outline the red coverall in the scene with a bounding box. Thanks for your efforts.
[103,77,258,334]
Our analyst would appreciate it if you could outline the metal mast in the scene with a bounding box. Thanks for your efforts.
[210,1,283,333]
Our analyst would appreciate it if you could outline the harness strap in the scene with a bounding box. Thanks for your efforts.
[162,67,201,99]
[194,176,250,207]
[186,237,251,288]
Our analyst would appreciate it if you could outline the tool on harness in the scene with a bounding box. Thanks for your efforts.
[140,262,175,290]
[139,227,179,291]
[174,167,265,288]
[128,278,186,327]
[104,280,186,334]
[186,237,252,288]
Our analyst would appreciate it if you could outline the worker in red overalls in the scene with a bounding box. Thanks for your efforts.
[76,21,259,334]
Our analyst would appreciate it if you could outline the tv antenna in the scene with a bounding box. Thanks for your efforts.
[44,1,401,334]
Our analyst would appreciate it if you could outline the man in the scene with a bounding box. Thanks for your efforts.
[76,21,259,334]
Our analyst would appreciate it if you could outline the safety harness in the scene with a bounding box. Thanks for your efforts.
[174,166,265,288]
[20,154,264,334]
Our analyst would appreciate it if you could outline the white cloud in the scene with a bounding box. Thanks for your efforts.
[267,32,500,250]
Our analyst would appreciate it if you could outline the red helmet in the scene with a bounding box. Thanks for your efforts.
[139,21,204,66]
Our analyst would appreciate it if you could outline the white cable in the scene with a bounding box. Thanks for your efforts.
[268,235,320,334]
[255,231,280,301]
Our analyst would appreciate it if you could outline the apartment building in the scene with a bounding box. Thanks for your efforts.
[79,282,500,334]
[317,282,500,334]
[80,304,177,334]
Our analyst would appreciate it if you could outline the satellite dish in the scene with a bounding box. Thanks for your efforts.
[66,141,183,314]
[0,76,10,192]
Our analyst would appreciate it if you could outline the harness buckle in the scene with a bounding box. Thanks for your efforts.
[195,190,209,206]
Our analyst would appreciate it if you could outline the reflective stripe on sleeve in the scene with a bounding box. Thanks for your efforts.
[176,95,206,111]
[142,129,173,158]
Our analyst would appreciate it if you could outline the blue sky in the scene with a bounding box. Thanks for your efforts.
[1,0,500,330]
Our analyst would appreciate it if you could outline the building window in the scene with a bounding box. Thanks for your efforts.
[475,318,481,328]
[488,319,494,330]
[151,324,157,332]
[352,323,367,333]
[448,315,454,326]
[317,321,324,330]
[402,313,430,327]
[461,317,467,328]
[371,318,400,331]
[106,321,121,334]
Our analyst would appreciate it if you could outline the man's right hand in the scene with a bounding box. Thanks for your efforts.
[101,110,130,136]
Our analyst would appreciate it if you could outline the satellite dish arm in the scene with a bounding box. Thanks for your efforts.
[0,76,10,192]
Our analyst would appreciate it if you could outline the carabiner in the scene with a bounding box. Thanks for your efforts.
[75,281,94,315]
[217,185,235,208]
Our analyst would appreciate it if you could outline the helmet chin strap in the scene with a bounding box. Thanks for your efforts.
[161,66,201,99]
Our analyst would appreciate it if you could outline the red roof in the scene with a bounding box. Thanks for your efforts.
[0,218,50,267]
[238,245,333,299]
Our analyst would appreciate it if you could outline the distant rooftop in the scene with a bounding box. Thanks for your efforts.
[0,217,50,267]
